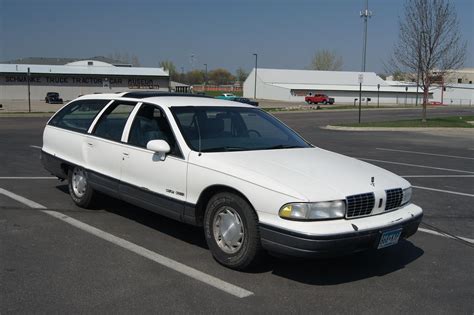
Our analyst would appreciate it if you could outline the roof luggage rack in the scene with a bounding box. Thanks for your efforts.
[121,91,213,99]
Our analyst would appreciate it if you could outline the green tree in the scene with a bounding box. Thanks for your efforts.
[185,70,205,85]
[208,68,236,85]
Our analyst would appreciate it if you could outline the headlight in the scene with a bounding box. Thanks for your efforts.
[279,200,346,220]
[402,187,412,205]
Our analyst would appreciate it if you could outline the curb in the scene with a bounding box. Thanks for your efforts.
[0,113,54,118]
[322,125,474,132]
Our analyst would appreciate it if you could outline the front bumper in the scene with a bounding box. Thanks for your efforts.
[260,213,422,258]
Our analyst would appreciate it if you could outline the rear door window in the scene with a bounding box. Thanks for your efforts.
[92,101,136,142]
[48,99,110,133]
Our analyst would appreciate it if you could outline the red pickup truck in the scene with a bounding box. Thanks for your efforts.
[305,94,335,105]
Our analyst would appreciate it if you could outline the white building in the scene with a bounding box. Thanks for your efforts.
[0,58,169,108]
[244,68,426,105]
[431,84,474,106]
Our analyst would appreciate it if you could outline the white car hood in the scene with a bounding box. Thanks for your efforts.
[192,147,409,201]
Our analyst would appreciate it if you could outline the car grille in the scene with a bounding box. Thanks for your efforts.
[346,192,375,218]
[385,188,403,211]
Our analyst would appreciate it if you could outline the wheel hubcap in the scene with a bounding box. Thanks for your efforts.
[72,168,87,198]
[213,207,244,254]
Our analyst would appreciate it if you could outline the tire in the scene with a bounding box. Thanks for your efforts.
[307,100,312,104]
[68,166,95,208]
[204,192,263,270]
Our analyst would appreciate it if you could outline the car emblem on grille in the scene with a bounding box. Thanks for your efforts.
[370,177,375,186]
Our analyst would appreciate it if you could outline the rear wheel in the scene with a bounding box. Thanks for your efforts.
[68,166,95,208]
[204,192,263,270]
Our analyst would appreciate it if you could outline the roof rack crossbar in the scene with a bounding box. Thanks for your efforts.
[121,91,213,99]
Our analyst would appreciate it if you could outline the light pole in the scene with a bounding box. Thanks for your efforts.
[405,86,408,106]
[27,67,31,113]
[253,53,258,100]
[204,63,208,93]
[377,83,380,108]
[360,0,372,72]
[358,74,363,123]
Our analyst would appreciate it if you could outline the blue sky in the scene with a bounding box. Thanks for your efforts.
[0,0,472,74]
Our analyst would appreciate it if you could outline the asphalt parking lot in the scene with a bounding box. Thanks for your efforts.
[1,107,473,313]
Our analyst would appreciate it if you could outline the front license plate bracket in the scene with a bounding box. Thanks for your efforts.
[378,228,403,249]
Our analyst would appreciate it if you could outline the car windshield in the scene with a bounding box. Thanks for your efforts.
[171,106,311,152]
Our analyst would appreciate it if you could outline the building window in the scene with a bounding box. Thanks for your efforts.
[457,78,462,83]
[88,61,93,66]
[469,81,472,84]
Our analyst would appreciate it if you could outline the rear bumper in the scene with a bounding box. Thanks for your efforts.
[260,213,422,258]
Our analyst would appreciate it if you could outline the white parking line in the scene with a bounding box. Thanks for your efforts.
[402,175,474,178]
[376,148,474,160]
[0,187,254,299]
[359,158,474,174]
[0,177,56,180]
[412,185,474,197]
[29,145,42,149]
[418,228,474,244]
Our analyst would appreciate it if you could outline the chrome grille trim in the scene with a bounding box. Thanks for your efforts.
[385,188,403,211]
[346,192,375,218]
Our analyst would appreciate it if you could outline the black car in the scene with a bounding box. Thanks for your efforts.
[233,97,259,106]
[45,92,64,104]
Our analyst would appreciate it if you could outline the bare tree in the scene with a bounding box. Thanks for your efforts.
[235,67,249,86]
[390,0,466,122]
[310,49,343,71]
[131,55,140,67]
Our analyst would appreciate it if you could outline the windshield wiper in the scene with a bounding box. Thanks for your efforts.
[203,146,248,152]
[261,145,304,150]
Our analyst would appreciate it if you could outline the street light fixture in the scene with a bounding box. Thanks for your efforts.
[253,53,258,100]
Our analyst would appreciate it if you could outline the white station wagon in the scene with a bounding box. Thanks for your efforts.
[42,92,423,270]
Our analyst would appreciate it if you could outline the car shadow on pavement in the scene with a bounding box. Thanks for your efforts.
[266,240,424,285]
[55,185,208,249]
[93,191,208,249]
[55,184,424,284]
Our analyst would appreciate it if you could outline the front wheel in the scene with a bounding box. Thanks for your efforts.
[204,192,263,270]
[68,166,95,208]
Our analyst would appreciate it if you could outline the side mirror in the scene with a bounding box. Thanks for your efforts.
[146,140,170,161]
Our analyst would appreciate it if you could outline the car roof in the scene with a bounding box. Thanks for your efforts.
[75,92,254,108]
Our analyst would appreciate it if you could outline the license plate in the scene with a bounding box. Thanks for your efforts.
[378,228,402,249]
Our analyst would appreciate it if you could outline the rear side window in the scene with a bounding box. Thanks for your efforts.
[92,101,136,142]
[48,99,110,133]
